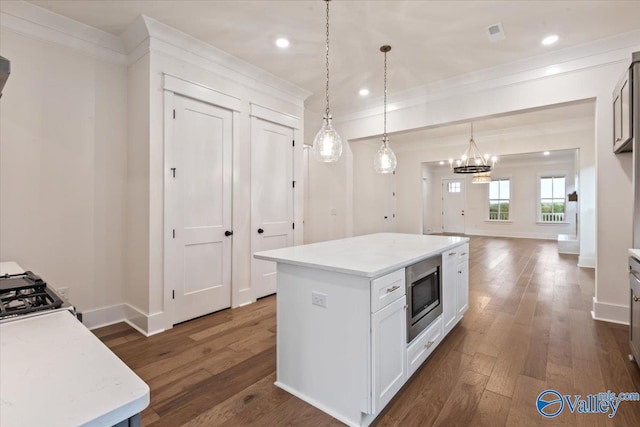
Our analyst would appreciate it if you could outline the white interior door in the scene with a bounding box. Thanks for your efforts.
[382,173,396,232]
[167,94,232,324]
[442,178,465,234]
[251,117,294,299]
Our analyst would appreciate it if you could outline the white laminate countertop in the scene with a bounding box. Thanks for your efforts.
[630,249,640,261]
[0,311,150,427]
[254,233,469,278]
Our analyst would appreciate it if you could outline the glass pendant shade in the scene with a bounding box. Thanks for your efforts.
[374,138,397,174]
[313,117,343,163]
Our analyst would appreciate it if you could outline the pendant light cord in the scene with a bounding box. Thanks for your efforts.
[325,0,331,119]
[383,49,387,142]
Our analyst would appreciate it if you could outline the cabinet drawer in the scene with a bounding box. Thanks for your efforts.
[371,269,406,313]
[457,243,469,261]
[407,317,443,378]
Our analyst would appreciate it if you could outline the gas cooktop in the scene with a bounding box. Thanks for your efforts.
[0,271,71,321]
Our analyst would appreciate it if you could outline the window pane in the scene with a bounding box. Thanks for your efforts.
[499,202,509,215]
[499,180,510,200]
[553,201,565,214]
[489,202,499,213]
[540,178,553,199]
[489,181,499,199]
[541,201,553,213]
[500,211,509,221]
[553,177,566,199]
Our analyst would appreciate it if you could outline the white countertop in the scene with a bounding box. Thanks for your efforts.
[0,261,25,275]
[630,249,640,260]
[254,233,469,278]
[0,311,150,427]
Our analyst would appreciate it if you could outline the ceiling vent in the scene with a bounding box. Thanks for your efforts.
[487,23,505,42]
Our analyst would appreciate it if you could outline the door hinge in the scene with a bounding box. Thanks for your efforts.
[292,181,296,188]
[173,109,176,119]
[172,229,176,239]
[171,167,176,178]
[172,290,175,299]
[292,140,295,147]
[393,192,395,196]
[292,223,295,230]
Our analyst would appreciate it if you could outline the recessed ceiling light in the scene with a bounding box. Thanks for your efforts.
[439,161,445,165]
[542,35,559,46]
[275,38,290,48]
[543,151,550,156]
[359,88,370,96]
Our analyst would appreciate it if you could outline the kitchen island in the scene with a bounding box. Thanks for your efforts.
[254,233,469,427]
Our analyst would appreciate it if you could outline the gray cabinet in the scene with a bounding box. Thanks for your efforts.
[630,257,640,369]
[614,67,633,153]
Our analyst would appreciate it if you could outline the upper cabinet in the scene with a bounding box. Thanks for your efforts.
[613,66,633,153]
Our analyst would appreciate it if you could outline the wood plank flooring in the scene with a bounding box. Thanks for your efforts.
[94,236,640,426]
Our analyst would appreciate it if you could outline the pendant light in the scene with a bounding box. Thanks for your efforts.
[312,0,343,163]
[449,123,496,173]
[373,45,397,174]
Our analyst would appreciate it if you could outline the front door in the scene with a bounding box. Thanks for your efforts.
[442,178,465,234]
[167,94,232,324]
[251,117,294,299]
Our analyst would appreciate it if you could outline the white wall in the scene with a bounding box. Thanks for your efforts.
[0,28,128,313]
[423,156,577,240]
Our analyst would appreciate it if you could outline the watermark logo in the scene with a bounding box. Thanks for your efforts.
[536,389,640,418]
[536,390,564,418]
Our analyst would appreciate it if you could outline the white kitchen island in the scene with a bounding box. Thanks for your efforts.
[254,233,470,427]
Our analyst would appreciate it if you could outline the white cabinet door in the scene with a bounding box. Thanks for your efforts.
[371,296,407,414]
[167,95,233,324]
[442,249,458,336]
[457,258,469,318]
[251,117,294,299]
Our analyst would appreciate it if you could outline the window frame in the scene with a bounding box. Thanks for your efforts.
[537,172,568,224]
[487,177,512,222]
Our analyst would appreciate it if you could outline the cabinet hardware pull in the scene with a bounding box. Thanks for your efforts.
[616,137,622,142]
[449,252,456,256]
[461,252,467,255]
[631,269,640,283]
[634,296,640,302]
[386,285,400,293]
[424,341,434,349]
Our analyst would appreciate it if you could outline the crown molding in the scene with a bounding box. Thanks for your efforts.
[333,29,640,124]
[0,0,127,65]
[122,15,311,106]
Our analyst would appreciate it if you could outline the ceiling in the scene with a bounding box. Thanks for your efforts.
[24,1,640,112]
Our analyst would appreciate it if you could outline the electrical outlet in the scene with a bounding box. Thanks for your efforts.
[58,287,69,300]
[311,291,328,308]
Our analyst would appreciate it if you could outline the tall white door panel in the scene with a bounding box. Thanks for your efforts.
[441,178,465,234]
[167,95,232,324]
[251,117,294,299]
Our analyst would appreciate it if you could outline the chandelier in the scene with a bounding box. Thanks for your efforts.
[373,45,397,174]
[449,123,496,173]
[312,0,342,163]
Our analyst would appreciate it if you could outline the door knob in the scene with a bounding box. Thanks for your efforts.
[258,228,264,234]
[225,230,233,237]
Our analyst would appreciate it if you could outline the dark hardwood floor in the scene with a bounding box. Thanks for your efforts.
[94,236,640,426]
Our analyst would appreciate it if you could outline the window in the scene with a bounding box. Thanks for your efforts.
[448,182,461,193]
[489,179,510,221]
[540,176,565,222]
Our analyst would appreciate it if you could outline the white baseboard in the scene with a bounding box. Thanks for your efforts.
[578,256,596,268]
[82,303,165,337]
[464,229,558,240]
[591,297,629,325]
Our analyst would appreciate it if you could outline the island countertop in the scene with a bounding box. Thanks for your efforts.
[254,233,469,278]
